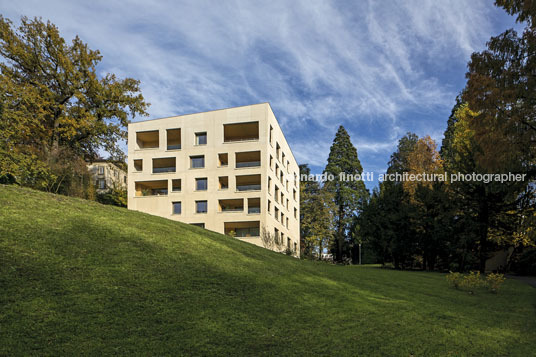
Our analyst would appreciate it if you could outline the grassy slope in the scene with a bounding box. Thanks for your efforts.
[0,185,535,356]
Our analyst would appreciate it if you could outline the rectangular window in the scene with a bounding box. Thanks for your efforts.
[293,189,297,201]
[235,151,261,168]
[218,176,229,190]
[275,186,279,203]
[275,207,279,220]
[98,166,104,175]
[98,179,106,189]
[195,132,207,145]
[191,223,205,228]
[152,157,176,173]
[282,153,286,166]
[136,130,159,149]
[167,128,181,150]
[172,179,181,192]
[190,155,205,168]
[268,177,272,193]
[133,159,143,172]
[219,199,243,212]
[269,125,273,145]
[276,142,281,161]
[172,201,181,215]
[267,200,272,214]
[196,200,208,213]
[294,207,297,219]
[270,155,273,170]
[236,174,261,191]
[196,178,208,191]
[218,153,228,167]
[248,198,260,214]
[223,121,259,142]
[135,180,168,196]
[286,217,289,229]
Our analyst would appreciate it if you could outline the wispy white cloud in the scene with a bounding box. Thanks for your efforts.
[1,0,517,185]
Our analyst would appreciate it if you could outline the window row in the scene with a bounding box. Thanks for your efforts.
[135,121,259,150]
[134,175,261,196]
[170,199,261,215]
[132,151,261,173]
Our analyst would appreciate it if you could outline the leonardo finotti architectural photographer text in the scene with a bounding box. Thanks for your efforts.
[300,172,527,183]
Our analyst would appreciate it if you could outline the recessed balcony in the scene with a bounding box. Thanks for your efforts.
[223,121,259,142]
[235,151,261,168]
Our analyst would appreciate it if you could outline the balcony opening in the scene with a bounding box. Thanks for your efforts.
[133,159,143,172]
[135,180,168,196]
[172,179,181,192]
[224,221,260,237]
[218,153,228,167]
[152,157,176,173]
[195,132,207,145]
[195,177,208,191]
[136,130,159,149]
[248,198,260,214]
[166,128,181,150]
[235,151,261,168]
[190,155,205,169]
[218,176,229,190]
[219,199,244,212]
[236,174,261,191]
[223,121,259,142]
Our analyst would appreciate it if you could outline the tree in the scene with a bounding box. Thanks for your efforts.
[0,16,149,192]
[323,126,369,262]
[299,164,334,259]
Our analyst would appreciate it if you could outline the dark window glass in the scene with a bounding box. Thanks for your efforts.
[172,202,181,214]
[196,201,207,213]
[191,156,205,168]
[196,178,207,191]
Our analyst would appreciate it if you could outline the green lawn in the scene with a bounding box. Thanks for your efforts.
[0,185,534,356]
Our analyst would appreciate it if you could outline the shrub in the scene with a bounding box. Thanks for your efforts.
[460,271,483,294]
[446,272,463,289]
[485,273,505,293]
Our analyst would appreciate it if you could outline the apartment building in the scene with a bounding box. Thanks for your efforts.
[87,160,127,193]
[127,103,300,256]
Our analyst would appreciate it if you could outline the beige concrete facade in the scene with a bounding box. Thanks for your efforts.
[127,103,300,256]
[87,161,127,193]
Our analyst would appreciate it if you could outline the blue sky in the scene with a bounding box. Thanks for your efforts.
[2,0,521,189]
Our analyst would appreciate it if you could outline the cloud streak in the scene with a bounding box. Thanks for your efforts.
[1,0,518,187]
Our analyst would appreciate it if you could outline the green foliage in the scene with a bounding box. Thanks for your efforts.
[299,164,334,260]
[510,247,536,275]
[96,184,127,207]
[446,272,463,289]
[0,15,148,194]
[1,185,536,356]
[486,273,506,293]
[460,271,484,294]
[323,126,369,262]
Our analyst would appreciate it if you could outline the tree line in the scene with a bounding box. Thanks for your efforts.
[300,0,536,274]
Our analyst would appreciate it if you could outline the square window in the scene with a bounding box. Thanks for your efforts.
[172,202,181,215]
[195,132,207,145]
[190,155,205,168]
[196,178,208,191]
[196,200,208,213]
[133,159,143,172]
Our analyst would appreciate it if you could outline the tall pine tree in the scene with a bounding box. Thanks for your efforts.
[323,126,368,262]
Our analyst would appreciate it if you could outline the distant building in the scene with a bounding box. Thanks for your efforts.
[87,160,127,193]
[127,103,300,256]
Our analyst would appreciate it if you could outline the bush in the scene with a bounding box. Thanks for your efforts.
[446,272,463,289]
[485,273,505,293]
[460,271,483,294]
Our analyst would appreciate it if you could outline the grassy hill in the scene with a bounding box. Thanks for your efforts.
[0,185,535,356]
